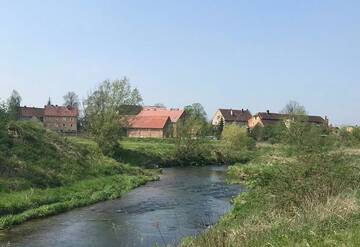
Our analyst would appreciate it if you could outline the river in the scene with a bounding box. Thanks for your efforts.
[0,166,243,247]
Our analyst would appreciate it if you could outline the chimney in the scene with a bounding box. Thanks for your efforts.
[241,108,244,112]
[267,110,270,114]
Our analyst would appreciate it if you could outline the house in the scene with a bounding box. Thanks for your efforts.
[43,105,79,133]
[137,107,185,123]
[136,107,185,137]
[212,108,252,127]
[19,107,44,122]
[127,115,172,138]
[248,110,328,129]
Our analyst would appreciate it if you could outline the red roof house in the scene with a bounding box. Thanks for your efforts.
[127,115,172,138]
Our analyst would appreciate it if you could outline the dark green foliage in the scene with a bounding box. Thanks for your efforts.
[174,138,214,166]
[249,123,286,143]
[283,121,336,155]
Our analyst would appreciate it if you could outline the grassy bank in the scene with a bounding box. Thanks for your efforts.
[182,143,360,247]
[0,122,158,229]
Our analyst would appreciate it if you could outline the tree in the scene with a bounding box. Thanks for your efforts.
[222,124,255,151]
[7,90,21,120]
[184,103,207,122]
[47,97,52,106]
[178,103,210,138]
[63,91,80,108]
[281,100,306,115]
[83,78,143,156]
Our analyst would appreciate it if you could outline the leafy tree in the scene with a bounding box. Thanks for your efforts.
[184,103,207,122]
[281,100,306,115]
[63,91,80,108]
[178,103,211,138]
[222,124,255,151]
[83,78,142,156]
[7,90,21,120]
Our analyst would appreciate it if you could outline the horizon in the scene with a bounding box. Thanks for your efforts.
[1,1,359,126]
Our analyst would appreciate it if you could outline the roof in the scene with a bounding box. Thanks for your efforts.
[128,115,171,129]
[44,105,78,117]
[19,107,44,118]
[256,112,326,125]
[137,107,185,122]
[218,109,252,122]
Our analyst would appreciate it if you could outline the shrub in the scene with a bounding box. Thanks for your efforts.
[174,138,213,166]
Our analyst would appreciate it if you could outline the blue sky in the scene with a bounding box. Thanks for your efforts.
[0,0,359,125]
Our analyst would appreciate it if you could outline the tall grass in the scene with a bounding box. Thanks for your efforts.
[182,123,360,246]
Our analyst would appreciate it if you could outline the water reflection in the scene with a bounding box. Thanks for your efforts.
[0,166,244,247]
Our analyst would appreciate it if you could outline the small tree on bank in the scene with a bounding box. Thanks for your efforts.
[84,78,142,156]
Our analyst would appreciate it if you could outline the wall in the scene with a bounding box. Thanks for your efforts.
[128,129,164,138]
[44,116,77,133]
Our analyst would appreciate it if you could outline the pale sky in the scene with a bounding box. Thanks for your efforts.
[0,1,359,125]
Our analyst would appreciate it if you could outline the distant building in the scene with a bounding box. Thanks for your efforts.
[212,108,252,127]
[127,115,172,138]
[44,105,79,133]
[138,107,185,123]
[134,107,185,137]
[19,105,79,133]
[19,107,44,122]
[248,110,329,129]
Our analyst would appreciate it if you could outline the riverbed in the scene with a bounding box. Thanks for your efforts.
[0,166,243,247]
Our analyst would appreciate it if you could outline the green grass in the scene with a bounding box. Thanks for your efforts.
[0,174,157,229]
[0,121,159,229]
[181,146,360,247]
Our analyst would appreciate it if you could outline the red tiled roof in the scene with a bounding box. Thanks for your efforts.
[44,106,78,117]
[19,107,44,118]
[138,107,184,122]
[128,116,171,129]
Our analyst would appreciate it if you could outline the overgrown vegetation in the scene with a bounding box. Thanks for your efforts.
[182,121,360,246]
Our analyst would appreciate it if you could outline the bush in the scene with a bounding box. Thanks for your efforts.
[283,121,336,155]
[222,124,255,150]
[250,123,286,144]
[174,138,214,166]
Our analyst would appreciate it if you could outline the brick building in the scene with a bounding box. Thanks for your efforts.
[127,115,172,138]
[19,105,79,133]
[43,105,78,133]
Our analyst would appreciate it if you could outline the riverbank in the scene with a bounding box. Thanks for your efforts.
[0,166,241,247]
[181,144,360,246]
[0,122,159,229]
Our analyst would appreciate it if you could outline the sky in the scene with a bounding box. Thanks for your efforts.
[0,0,359,126]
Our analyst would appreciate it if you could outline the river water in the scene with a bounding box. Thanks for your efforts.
[0,166,243,247]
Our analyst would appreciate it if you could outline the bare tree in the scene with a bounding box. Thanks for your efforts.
[281,100,306,115]
[63,91,80,108]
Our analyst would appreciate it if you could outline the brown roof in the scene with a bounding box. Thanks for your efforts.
[19,107,44,118]
[257,112,326,125]
[138,107,185,123]
[44,105,78,117]
[219,109,252,122]
[128,116,171,129]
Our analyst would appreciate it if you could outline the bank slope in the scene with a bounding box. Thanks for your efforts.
[0,121,158,229]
